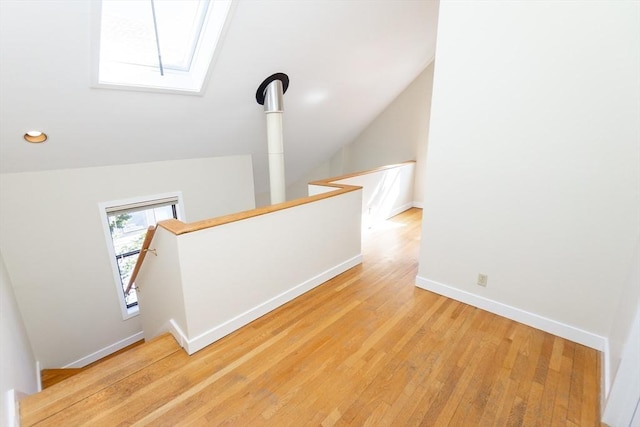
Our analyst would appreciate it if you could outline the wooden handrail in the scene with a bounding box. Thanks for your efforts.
[158,160,416,236]
[310,160,416,184]
[125,226,156,295]
[158,183,361,235]
[127,161,415,288]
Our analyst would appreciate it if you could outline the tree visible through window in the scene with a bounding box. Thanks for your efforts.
[106,201,178,308]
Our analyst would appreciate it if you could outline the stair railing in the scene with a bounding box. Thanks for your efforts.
[125,226,157,295]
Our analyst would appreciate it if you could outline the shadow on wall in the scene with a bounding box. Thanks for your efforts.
[329,162,416,230]
[365,168,401,228]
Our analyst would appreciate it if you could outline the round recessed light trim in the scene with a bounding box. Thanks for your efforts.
[24,131,47,143]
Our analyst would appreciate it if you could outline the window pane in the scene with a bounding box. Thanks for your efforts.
[101,0,158,68]
[155,1,209,70]
[100,0,209,71]
[106,203,178,308]
[117,252,139,294]
[108,212,148,256]
[152,205,175,222]
[126,287,138,308]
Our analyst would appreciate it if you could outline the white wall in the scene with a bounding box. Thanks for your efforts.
[607,239,640,389]
[326,163,416,229]
[603,307,640,427]
[138,188,362,354]
[0,0,437,199]
[603,239,640,424]
[288,63,435,204]
[417,0,639,347]
[133,226,187,344]
[0,155,255,368]
[0,250,37,427]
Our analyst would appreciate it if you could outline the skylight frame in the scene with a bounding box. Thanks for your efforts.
[91,0,234,95]
[160,1,211,73]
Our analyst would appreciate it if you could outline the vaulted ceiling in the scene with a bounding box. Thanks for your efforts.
[0,0,438,193]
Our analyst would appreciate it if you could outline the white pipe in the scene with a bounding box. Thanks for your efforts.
[266,111,285,204]
[262,78,286,205]
[257,74,289,205]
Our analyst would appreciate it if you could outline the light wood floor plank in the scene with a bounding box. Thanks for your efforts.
[20,208,602,426]
[19,333,179,426]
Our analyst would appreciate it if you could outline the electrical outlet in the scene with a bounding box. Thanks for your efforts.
[477,274,488,287]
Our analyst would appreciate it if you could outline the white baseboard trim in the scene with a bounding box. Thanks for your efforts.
[5,389,28,427]
[35,361,41,392]
[5,389,17,427]
[387,202,414,219]
[412,201,424,209]
[62,331,144,368]
[415,276,607,352]
[602,307,640,426]
[167,319,188,350]
[602,341,611,400]
[179,254,363,355]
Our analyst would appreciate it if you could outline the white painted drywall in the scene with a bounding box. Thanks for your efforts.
[289,63,435,205]
[603,305,640,427]
[0,155,255,368]
[136,226,188,345]
[0,250,37,427]
[137,188,362,354]
[417,0,639,341]
[179,189,361,340]
[603,238,640,424]
[607,238,640,389]
[336,62,434,207]
[330,163,415,228]
[0,0,438,199]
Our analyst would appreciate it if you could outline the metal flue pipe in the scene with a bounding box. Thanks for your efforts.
[256,73,289,205]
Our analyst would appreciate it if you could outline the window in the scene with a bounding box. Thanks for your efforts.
[94,0,233,93]
[99,193,184,319]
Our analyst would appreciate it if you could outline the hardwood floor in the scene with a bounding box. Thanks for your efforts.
[22,208,601,426]
[40,340,144,389]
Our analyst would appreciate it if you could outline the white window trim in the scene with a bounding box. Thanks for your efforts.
[90,0,235,95]
[99,191,186,320]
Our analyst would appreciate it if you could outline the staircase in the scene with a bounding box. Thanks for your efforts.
[40,340,144,389]
[39,368,83,390]
[19,334,181,426]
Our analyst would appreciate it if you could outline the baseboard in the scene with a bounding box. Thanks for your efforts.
[62,331,144,368]
[180,254,363,355]
[35,361,41,392]
[415,276,607,352]
[388,202,414,219]
[602,307,640,426]
[601,346,610,411]
[412,201,424,209]
[5,389,17,427]
[5,389,28,427]
[167,319,187,350]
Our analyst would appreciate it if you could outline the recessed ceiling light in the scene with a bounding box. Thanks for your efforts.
[24,131,47,143]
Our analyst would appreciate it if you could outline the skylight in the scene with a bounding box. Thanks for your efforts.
[96,0,232,94]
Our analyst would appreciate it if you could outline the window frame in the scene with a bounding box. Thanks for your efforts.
[99,191,185,320]
[90,0,235,95]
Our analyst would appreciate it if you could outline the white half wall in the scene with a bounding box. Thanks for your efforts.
[326,163,416,229]
[135,226,188,345]
[606,239,640,393]
[288,62,436,205]
[137,188,362,355]
[0,250,37,427]
[0,155,255,368]
[602,238,640,424]
[417,0,639,347]
[603,305,640,427]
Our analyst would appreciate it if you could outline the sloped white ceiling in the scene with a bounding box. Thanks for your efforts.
[0,0,438,193]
